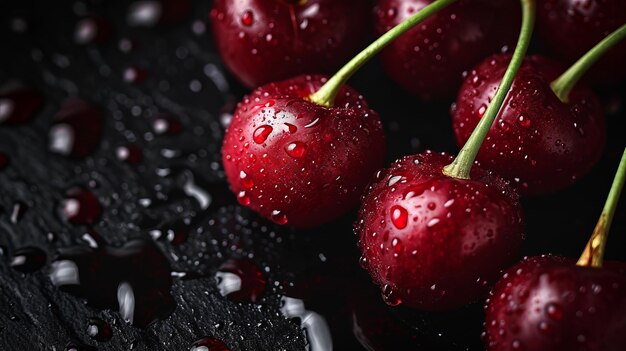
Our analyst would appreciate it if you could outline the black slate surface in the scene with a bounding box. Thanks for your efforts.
[1,1,625,350]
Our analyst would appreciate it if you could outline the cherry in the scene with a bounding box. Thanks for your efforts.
[221,0,458,227]
[452,54,606,196]
[209,0,369,87]
[373,0,520,99]
[356,151,524,310]
[222,74,384,227]
[357,0,534,310]
[537,0,626,86]
[485,148,626,351]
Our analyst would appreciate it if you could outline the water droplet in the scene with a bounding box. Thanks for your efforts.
[477,104,487,118]
[49,99,103,159]
[271,210,288,225]
[285,142,306,158]
[381,284,401,306]
[283,123,297,133]
[190,337,231,351]
[10,247,47,273]
[517,115,531,128]
[61,187,102,225]
[0,87,43,125]
[87,318,112,341]
[49,239,175,328]
[391,238,403,255]
[241,10,254,26]
[215,259,266,303]
[545,303,563,320]
[239,171,254,189]
[390,205,408,229]
[74,17,111,45]
[253,125,273,144]
[116,144,142,164]
[426,218,441,228]
[237,191,250,205]
[123,66,148,84]
[153,114,182,135]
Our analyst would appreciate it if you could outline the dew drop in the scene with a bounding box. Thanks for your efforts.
[237,191,250,205]
[241,10,254,26]
[381,284,401,306]
[545,303,563,320]
[517,115,531,128]
[283,123,297,133]
[391,238,402,254]
[253,125,272,144]
[239,171,254,189]
[390,205,408,229]
[285,141,306,158]
[271,210,288,225]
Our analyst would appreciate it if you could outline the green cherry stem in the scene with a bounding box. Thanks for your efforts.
[551,23,626,103]
[577,148,626,268]
[442,0,535,179]
[308,0,458,107]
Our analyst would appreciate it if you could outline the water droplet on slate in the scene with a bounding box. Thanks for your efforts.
[49,239,175,328]
[87,317,112,341]
[49,99,103,158]
[10,247,47,273]
[190,337,230,351]
[215,259,266,303]
[0,87,43,125]
[61,187,102,226]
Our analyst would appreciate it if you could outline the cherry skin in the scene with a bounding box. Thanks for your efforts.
[537,0,626,86]
[451,54,606,196]
[222,74,385,228]
[356,151,524,311]
[485,255,626,351]
[210,0,369,88]
[373,0,520,100]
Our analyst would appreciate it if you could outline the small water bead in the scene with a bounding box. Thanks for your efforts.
[215,259,266,303]
[61,187,102,225]
[153,114,182,135]
[285,141,306,158]
[87,318,113,341]
[10,201,27,224]
[391,238,403,255]
[517,115,531,128]
[123,66,148,84]
[116,144,142,164]
[283,123,297,133]
[426,218,441,228]
[498,120,511,132]
[239,171,254,189]
[253,125,272,144]
[74,17,111,45]
[241,10,254,26]
[271,210,288,225]
[10,247,47,273]
[189,337,230,351]
[545,303,563,320]
[237,191,250,205]
[390,205,408,229]
[0,87,43,125]
[381,284,401,306]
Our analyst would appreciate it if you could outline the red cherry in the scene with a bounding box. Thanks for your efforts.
[452,54,606,196]
[373,0,520,99]
[537,0,626,86]
[210,0,369,87]
[485,255,626,351]
[222,74,384,228]
[356,151,523,310]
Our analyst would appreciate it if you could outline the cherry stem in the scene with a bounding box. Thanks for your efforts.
[308,0,458,107]
[442,0,535,179]
[577,148,626,268]
[551,23,626,103]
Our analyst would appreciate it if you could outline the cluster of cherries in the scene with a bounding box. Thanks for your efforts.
[213,0,626,349]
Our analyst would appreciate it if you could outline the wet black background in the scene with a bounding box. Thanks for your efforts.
[1,0,625,350]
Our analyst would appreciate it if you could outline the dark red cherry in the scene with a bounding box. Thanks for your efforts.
[356,151,523,311]
[485,255,626,351]
[373,0,520,99]
[452,54,606,196]
[222,74,385,228]
[537,0,626,86]
[210,0,369,87]
[0,87,43,125]
[49,98,103,159]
